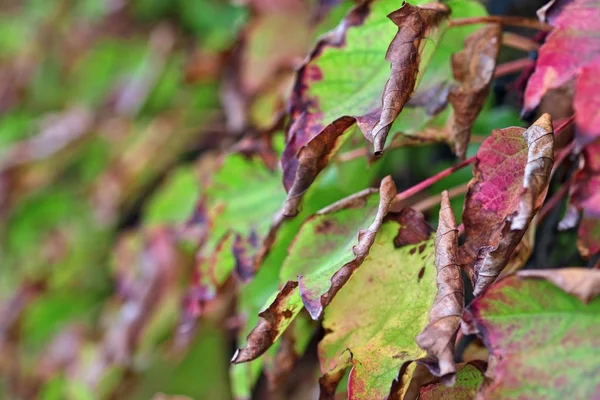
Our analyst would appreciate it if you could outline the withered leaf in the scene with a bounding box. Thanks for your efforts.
[293,176,397,319]
[282,1,450,216]
[233,177,396,364]
[449,24,502,160]
[416,191,464,385]
[367,3,450,154]
[459,114,554,297]
[231,281,302,364]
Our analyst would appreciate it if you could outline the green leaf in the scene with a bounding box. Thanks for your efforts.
[463,271,600,400]
[319,219,437,399]
[419,363,484,400]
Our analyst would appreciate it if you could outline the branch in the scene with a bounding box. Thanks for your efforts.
[448,16,552,31]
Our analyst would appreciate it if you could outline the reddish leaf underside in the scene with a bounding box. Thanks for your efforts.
[524,0,600,146]
[462,270,600,400]
[459,115,554,296]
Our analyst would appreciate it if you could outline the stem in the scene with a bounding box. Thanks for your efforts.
[390,156,476,211]
[412,182,470,213]
[501,32,540,52]
[494,58,535,78]
[554,114,575,137]
[448,16,552,31]
[537,183,570,223]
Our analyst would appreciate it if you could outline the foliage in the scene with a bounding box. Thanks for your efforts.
[1,0,599,399]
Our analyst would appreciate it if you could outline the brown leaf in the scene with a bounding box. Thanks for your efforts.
[281,117,355,217]
[319,357,351,400]
[231,281,300,364]
[367,3,450,154]
[416,191,464,385]
[459,114,554,297]
[518,268,600,304]
[449,24,502,160]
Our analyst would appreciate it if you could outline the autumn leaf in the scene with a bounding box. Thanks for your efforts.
[449,24,502,160]
[566,140,600,259]
[459,114,554,296]
[524,0,600,146]
[319,214,436,400]
[462,269,600,399]
[418,362,485,400]
[283,176,397,319]
[186,146,286,319]
[231,176,394,364]
[519,268,600,303]
[366,3,450,154]
[281,0,450,216]
[416,191,464,385]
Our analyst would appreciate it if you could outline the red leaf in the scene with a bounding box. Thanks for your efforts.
[524,0,600,146]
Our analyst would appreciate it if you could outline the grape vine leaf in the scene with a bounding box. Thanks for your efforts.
[459,114,554,296]
[419,362,485,400]
[524,0,600,146]
[318,214,436,400]
[281,0,450,216]
[462,269,600,399]
[449,24,501,160]
[416,191,464,385]
[232,176,394,364]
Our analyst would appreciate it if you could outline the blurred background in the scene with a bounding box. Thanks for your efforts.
[0,0,570,399]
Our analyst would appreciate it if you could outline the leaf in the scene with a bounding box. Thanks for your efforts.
[462,270,600,399]
[282,176,397,319]
[568,140,600,258]
[319,215,437,400]
[281,0,449,216]
[188,148,286,318]
[459,114,554,296]
[416,191,464,385]
[524,0,600,146]
[419,362,485,400]
[519,268,600,303]
[366,3,450,154]
[230,143,381,395]
[449,24,501,160]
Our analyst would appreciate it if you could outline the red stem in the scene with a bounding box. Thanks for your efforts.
[391,156,476,209]
[448,16,552,31]
[494,58,535,78]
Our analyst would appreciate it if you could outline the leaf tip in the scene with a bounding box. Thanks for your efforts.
[534,113,553,133]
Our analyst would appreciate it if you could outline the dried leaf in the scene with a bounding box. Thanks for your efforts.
[319,216,436,400]
[367,3,450,154]
[231,282,303,364]
[449,24,502,160]
[459,114,554,296]
[287,176,397,319]
[524,0,600,146]
[282,0,450,215]
[462,271,600,399]
[416,191,464,385]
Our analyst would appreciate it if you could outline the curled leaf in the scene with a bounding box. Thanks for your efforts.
[416,191,464,385]
[459,114,554,296]
[231,281,303,364]
[449,24,502,160]
[367,2,450,154]
[293,176,397,319]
